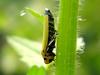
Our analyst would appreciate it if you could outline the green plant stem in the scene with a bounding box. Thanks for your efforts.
[56,0,79,75]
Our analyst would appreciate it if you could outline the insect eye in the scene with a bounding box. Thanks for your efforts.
[44,58,47,60]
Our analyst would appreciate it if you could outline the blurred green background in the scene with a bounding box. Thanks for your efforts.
[0,0,100,75]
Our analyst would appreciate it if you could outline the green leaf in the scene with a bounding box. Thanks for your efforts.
[37,67,46,75]
[27,66,39,75]
[27,66,46,75]
[25,7,44,23]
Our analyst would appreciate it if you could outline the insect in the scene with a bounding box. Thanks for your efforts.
[41,8,56,64]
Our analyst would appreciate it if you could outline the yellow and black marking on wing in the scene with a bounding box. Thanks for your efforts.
[41,8,56,64]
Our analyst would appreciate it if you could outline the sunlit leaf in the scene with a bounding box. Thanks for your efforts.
[7,36,46,67]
